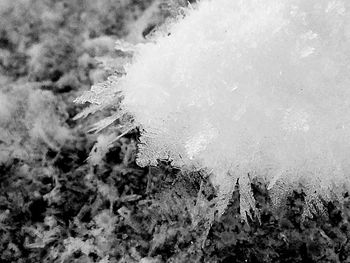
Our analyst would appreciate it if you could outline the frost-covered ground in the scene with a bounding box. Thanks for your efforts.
[1,0,350,262]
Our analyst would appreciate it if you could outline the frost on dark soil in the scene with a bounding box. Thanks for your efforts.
[1,1,350,263]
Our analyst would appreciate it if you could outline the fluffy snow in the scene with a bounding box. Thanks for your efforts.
[104,0,350,217]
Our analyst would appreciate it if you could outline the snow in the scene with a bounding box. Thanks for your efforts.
[80,0,350,218]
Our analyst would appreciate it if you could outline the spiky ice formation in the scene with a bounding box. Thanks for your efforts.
[77,0,350,219]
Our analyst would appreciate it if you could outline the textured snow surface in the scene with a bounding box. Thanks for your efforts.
[82,0,350,218]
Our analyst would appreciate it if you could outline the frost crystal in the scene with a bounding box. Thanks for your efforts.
[77,0,350,219]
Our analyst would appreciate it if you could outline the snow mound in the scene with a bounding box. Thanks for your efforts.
[78,0,350,219]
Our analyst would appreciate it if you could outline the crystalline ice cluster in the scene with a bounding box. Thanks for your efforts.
[78,0,350,219]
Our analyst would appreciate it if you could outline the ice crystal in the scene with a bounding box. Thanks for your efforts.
[77,0,350,219]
